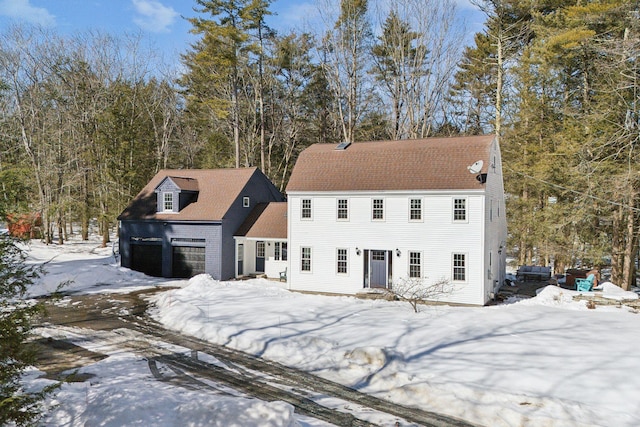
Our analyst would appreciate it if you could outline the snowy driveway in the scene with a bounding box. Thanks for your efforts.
[35,290,475,427]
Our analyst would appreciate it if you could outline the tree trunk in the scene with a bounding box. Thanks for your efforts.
[495,28,503,143]
[81,170,90,240]
[57,214,64,245]
[101,217,110,248]
[620,185,638,290]
[611,203,623,285]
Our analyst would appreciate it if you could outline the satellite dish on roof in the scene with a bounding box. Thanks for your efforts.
[467,160,483,174]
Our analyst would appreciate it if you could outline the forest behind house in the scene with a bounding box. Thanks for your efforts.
[1,0,638,290]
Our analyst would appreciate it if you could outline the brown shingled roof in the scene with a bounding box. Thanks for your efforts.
[168,176,199,192]
[286,135,495,192]
[235,202,287,239]
[118,168,261,221]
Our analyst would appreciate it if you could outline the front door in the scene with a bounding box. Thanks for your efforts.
[255,241,265,272]
[370,250,387,288]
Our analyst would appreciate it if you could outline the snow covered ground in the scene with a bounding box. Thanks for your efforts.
[22,236,640,426]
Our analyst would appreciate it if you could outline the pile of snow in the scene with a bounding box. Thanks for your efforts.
[594,282,639,300]
[19,238,640,427]
[521,284,638,310]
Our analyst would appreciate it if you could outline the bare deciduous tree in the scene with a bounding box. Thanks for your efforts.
[387,277,453,312]
[319,0,373,144]
[371,0,464,139]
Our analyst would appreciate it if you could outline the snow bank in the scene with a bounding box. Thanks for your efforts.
[517,285,638,311]
[151,275,640,427]
[595,282,639,300]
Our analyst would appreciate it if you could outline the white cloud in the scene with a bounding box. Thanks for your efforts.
[132,0,178,33]
[0,0,55,26]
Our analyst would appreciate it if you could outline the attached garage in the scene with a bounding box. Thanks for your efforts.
[172,245,206,278]
[117,168,285,281]
[131,243,163,277]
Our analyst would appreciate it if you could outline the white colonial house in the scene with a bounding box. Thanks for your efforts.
[284,135,507,306]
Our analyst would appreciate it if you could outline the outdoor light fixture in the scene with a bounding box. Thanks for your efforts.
[396,248,401,257]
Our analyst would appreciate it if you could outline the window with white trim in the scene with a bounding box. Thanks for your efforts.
[337,248,348,274]
[410,198,422,221]
[256,241,265,258]
[409,251,421,278]
[372,198,384,220]
[237,244,243,262]
[301,199,312,219]
[163,192,173,211]
[453,253,466,281]
[243,196,250,208]
[301,247,311,272]
[453,198,466,221]
[274,242,288,261]
[337,198,349,220]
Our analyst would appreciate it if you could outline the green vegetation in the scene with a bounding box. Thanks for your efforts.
[0,0,638,287]
[0,235,56,425]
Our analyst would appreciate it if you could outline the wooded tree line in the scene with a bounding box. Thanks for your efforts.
[466,0,640,289]
[0,0,638,289]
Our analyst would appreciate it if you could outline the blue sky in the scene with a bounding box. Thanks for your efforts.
[0,0,483,65]
[0,0,323,63]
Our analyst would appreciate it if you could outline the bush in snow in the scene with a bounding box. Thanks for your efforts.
[387,277,452,312]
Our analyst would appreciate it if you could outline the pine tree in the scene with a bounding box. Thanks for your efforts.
[182,0,273,168]
[448,32,496,135]
[529,0,638,286]
[0,235,57,425]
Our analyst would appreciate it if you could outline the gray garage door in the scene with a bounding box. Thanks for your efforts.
[131,244,163,277]
[172,246,205,278]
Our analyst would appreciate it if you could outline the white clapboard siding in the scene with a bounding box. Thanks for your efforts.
[288,190,489,305]
[482,139,509,301]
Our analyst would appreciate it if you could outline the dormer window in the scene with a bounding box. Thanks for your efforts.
[155,176,199,214]
[163,192,174,212]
